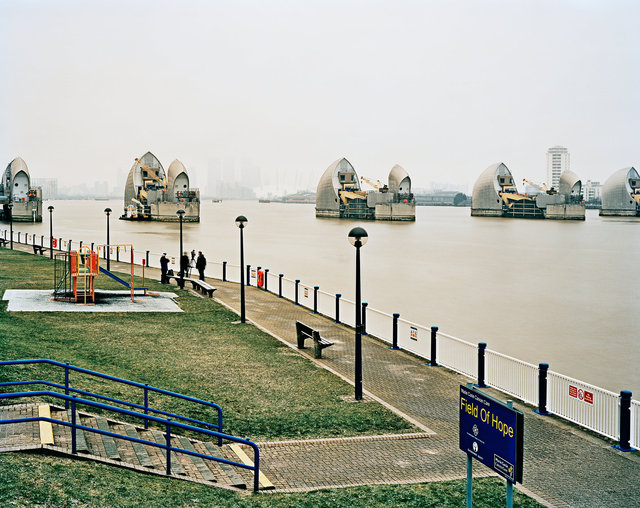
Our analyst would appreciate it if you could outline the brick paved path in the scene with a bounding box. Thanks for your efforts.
[3,247,640,506]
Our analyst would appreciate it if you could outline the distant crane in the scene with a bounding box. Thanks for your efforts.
[522,178,556,195]
[135,158,167,190]
[360,176,389,192]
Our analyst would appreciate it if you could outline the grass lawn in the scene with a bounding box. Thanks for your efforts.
[0,249,542,506]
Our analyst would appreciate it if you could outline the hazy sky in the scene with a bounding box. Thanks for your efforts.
[1,0,638,194]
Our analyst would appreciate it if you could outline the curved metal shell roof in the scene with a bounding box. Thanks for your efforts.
[558,170,581,199]
[601,167,639,213]
[316,158,359,212]
[124,152,165,204]
[388,164,411,193]
[471,162,511,212]
[4,157,29,183]
[167,159,188,193]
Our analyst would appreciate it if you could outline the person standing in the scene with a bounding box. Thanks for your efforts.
[196,251,207,281]
[160,253,169,284]
[180,251,190,279]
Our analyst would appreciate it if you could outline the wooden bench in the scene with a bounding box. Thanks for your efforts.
[168,275,216,297]
[0,238,8,247]
[295,321,334,359]
[32,245,45,255]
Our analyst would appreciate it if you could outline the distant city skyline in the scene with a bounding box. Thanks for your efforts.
[2,1,638,197]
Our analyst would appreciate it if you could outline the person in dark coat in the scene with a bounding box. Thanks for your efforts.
[160,253,169,283]
[196,251,206,281]
[180,251,190,278]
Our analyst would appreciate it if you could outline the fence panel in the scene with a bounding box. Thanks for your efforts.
[547,371,619,440]
[630,400,640,451]
[394,319,429,358]
[317,290,335,318]
[297,283,314,311]
[280,277,296,302]
[365,308,392,344]
[265,271,280,295]
[485,350,538,405]
[339,297,356,328]
[436,332,477,379]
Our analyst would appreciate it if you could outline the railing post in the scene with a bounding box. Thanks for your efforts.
[214,400,223,447]
[90,242,94,251]
[476,342,487,388]
[146,250,150,267]
[222,261,227,281]
[536,363,550,415]
[429,326,439,366]
[313,286,319,313]
[65,363,70,410]
[40,235,44,247]
[294,279,300,305]
[361,302,368,335]
[116,246,120,262]
[264,269,269,291]
[335,293,341,323]
[246,264,251,286]
[144,384,149,429]
[17,232,21,243]
[71,395,77,454]
[278,274,283,298]
[59,237,62,252]
[79,241,83,249]
[69,240,72,251]
[32,234,36,246]
[616,390,633,451]
[253,447,260,493]
[165,420,172,475]
[391,313,400,350]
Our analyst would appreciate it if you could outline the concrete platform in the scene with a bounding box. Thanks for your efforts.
[2,290,182,313]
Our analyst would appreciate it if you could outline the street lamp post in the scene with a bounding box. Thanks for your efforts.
[235,216,248,323]
[8,203,13,250]
[177,209,185,284]
[104,208,111,270]
[48,205,54,259]
[348,226,368,401]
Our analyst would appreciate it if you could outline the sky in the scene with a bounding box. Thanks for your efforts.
[1,0,639,196]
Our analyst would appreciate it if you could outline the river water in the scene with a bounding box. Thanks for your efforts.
[5,200,639,395]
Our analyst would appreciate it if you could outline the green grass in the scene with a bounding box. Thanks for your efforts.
[0,452,541,507]
[0,249,543,506]
[0,249,412,440]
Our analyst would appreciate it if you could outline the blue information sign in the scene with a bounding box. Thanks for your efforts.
[459,385,524,483]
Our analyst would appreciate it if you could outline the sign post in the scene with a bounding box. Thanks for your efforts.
[459,384,524,507]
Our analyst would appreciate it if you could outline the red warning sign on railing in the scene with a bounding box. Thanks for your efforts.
[569,384,593,405]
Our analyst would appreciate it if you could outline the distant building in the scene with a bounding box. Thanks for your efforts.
[546,146,570,191]
[599,167,639,217]
[582,180,602,203]
[32,178,58,200]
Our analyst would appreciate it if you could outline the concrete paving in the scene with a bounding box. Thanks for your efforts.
[2,289,182,312]
[4,244,640,506]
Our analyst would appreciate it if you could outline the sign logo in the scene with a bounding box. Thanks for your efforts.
[569,385,594,405]
[304,288,309,298]
[410,327,418,341]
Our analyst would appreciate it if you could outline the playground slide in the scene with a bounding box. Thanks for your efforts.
[98,266,148,291]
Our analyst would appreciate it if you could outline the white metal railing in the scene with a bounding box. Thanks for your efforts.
[5,227,639,449]
[365,307,393,344]
[485,350,538,406]
[436,331,477,379]
[547,371,619,440]
[630,400,639,450]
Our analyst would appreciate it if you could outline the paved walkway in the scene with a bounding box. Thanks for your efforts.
[4,246,640,506]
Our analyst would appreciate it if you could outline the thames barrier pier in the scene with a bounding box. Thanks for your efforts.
[315,158,416,221]
[0,157,42,222]
[121,151,200,222]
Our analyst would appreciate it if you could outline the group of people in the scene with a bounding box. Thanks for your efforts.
[160,249,207,284]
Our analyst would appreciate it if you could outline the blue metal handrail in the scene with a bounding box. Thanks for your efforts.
[0,390,260,492]
[0,359,223,445]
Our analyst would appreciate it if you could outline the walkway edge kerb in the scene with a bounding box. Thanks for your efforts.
[213,297,436,436]
[255,432,434,448]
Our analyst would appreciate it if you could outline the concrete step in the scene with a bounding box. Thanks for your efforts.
[95,416,121,460]
[123,424,154,468]
[149,429,186,476]
[177,436,217,482]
